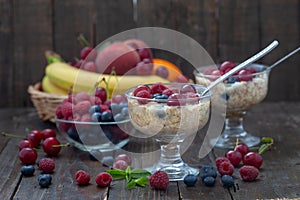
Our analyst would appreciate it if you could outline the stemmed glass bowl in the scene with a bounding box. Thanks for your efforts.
[125,83,211,181]
[194,63,270,148]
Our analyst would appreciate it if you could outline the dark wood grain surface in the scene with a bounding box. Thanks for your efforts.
[0,102,299,200]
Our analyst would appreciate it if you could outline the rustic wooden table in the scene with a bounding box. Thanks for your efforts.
[1,102,300,200]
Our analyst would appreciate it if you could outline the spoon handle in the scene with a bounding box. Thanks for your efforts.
[268,46,300,70]
[202,40,279,96]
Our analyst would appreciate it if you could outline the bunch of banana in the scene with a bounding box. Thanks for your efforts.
[42,62,170,97]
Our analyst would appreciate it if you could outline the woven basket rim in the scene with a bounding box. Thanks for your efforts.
[28,82,67,99]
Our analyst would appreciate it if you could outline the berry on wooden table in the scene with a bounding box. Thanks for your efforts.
[221,175,234,188]
[21,165,35,177]
[95,172,112,187]
[39,158,55,173]
[38,174,52,188]
[183,174,198,187]
[75,170,91,185]
[149,171,169,190]
[242,152,263,169]
[225,150,242,167]
[19,147,38,165]
[239,165,259,182]
[218,161,234,176]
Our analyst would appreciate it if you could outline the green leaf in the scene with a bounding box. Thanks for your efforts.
[261,137,273,143]
[106,169,126,179]
[258,143,272,155]
[125,166,131,182]
[126,180,137,189]
[134,177,149,187]
[131,169,151,179]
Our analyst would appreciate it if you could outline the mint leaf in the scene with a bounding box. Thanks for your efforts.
[261,137,273,143]
[106,169,126,179]
[125,166,131,182]
[131,169,151,178]
[126,180,136,189]
[135,177,149,187]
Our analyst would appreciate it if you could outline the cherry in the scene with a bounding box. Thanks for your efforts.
[175,74,189,83]
[167,93,185,106]
[19,148,38,164]
[238,69,253,81]
[30,130,43,141]
[135,90,151,105]
[80,46,94,60]
[41,129,56,140]
[18,140,34,150]
[133,85,151,96]
[138,48,152,60]
[180,84,196,94]
[235,143,250,156]
[243,152,263,168]
[94,87,107,103]
[42,137,62,157]
[219,61,235,73]
[225,150,242,167]
[150,83,168,94]
[111,94,126,104]
[26,132,41,147]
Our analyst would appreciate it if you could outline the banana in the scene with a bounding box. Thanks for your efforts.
[42,76,68,95]
[46,62,169,96]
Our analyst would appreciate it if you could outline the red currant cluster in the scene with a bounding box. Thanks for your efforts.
[204,61,258,82]
[132,83,200,106]
[216,143,263,182]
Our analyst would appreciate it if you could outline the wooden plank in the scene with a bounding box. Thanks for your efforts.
[0,0,14,107]
[93,0,136,44]
[12,0,53,107]
[53,0,96,62]
[259,0,300,101]
[217,0,260,62]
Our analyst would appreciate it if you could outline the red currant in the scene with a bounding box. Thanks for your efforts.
[19,148,37,164]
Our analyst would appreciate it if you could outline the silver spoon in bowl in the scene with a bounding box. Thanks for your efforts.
[201,40,279,96]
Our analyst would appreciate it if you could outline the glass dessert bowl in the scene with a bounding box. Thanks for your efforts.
[125,82,211,181]
[194,61,270,148]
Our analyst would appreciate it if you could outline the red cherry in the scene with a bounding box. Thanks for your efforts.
[18,140,34,150]
[180,84,196,94]
[30,130,43,141]
[238,69,253,81]
[210,70,222,81]
[19,148,37,164]
[111,94,126,104]
[225,150,242,167]
[243,152,263,168]
[26,132,41,147]
[41,129,56,140]
[80,46,93,60]
[219,61,235,73]
[135,90,151,105]
[150,83,168,94]
[167,93,186,106]
[43,137,61,157]
[133,85,151,96]
[94,87,107,103]
[235,143,250,156]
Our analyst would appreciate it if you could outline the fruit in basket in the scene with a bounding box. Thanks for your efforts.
[95,42,141,75]
[42,76,68,95]
[46,62,169,96]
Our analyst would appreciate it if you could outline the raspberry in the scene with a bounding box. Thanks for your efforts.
[74,92,90,104]
[61,102,73,119]
[39,158,55,173]
[95,172,112,187]
[149,171,169,190]
[74,100,92,115]
[55,105,64,119]
[239,165,259,182]
[215,157,230,168]
[242,152,263,168]
[75,170,91,185]
[218,161,234,176]
[80,113,92,122]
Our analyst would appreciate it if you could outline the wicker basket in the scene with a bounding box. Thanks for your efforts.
[28,82,67,123]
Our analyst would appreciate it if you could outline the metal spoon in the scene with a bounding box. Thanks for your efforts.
[267,46,300,70]
[201,40,279,96]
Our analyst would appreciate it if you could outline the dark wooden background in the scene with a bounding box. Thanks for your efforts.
[0,0,299,108]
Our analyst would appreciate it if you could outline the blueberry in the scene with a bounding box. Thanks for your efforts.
[89,105,101,114]
[110,103,122,114]
[91,112,101,122]
[203,176,215,187]
[152,93,160,98]
[183,174,198,187]
[67,128,81,143]
[154,94,168,100]
[227,76,238,83]
[101,111,113,122]
[38,174,52,188]
[101,156,115,167]
[200,166,217,181]
[221,175,234,188]
[21,165,35,176]
[121,107,129,117]
[114,113,125,122]
[119,101,128,108]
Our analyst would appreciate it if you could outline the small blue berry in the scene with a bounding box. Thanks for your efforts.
[101,111,113,122]
[38,174,52,188]
[121,107,129,117]
[183,174,198,187]
[21,165,35,176]
[67,128,81,143]
[114,113,125,122]
[154,94,168,100]
[200,165,217,180]
[227,76,239,84]
[221,175,234,188]
[203,176,215,187]
[91,112,101,122]
[110,103,122,114]
[89,105,101,114]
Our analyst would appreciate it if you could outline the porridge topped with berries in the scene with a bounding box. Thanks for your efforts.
[194,62,269,113]
[125,83,211,139]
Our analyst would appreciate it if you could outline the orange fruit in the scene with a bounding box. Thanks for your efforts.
[152,58,182,81]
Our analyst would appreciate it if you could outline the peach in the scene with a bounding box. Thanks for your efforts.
[95,42,140,75]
